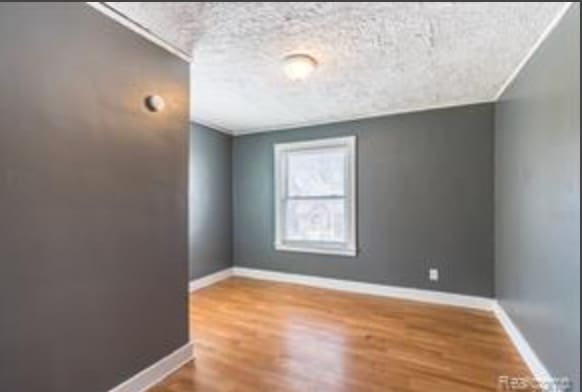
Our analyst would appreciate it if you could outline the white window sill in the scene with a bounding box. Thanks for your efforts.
[274,244,357,257]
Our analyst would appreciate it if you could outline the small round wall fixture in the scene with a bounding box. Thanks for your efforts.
[283,54,318,81]
[145,94,166,112]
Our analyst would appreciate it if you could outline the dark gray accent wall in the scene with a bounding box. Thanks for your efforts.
[495,5,580,390]
[189,123,233,280]
[233,103,494,297]
[0,4,189,392]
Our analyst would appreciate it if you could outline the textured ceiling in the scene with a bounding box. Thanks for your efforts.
[103,2,203,57]
[105,2,568,134]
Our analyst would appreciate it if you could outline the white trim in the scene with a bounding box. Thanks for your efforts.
[274,136,357,257]
[232,267,495,311]
[274,244,356,257]
[187,268,557,389]
[493,303,555,385]
[189,268,234,292]
[85,2,192,62]
[274,136,356,152]
[108,343,193,392]
[494,2,575,100]
[225,99,494,135]
[191,120,235,136]
[213,3,573,135]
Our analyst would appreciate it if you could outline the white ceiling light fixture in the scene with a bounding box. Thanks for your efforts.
[103,2,569,133]
[283,54,318,81]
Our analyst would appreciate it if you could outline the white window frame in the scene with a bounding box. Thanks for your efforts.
[274,136,357,257]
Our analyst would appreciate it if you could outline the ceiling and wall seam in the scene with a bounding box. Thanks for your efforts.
[87,2,193,61]
[100,2,568,135]
[493,2,575,100]
[191,120,235,136]
[230,99,496,135]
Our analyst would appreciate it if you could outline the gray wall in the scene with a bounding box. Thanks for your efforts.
[189,123,233,280]
[495,5,580,390]
[0,4,189,392]
[233,103,495,297]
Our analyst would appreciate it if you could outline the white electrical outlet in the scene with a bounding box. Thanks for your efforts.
[429,268,439,282]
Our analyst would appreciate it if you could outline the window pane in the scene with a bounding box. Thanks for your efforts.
[287,148,346,197]
[285,199,346,243]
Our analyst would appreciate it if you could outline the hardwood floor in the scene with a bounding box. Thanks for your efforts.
[151,277,532,392]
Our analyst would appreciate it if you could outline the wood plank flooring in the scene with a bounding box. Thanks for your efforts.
[150,277,532,392]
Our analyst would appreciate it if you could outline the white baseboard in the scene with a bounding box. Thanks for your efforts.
[493,303,554,384]
[189,268,233,292]
[108,343,193,392]
[189,267,555,390]
[232,267,495,311]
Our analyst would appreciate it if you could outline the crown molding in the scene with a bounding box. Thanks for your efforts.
[494,2,574,100]
[86,2,192,62]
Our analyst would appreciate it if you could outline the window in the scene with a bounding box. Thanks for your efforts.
[275,136,356,256]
